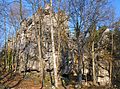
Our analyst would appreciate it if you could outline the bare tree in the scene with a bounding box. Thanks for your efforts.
[50,0,58,88]
[67,0,114,87]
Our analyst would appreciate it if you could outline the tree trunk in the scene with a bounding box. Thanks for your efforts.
[92,41,96,85]
[20,0,22,20]
[50,0,58,87]
[4,15,7,70]
[77,40,82,86]
[51,17,58,88]
[38,14,44,87]
[109,61,112,87]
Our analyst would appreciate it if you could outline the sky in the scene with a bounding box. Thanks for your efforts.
[5,0,120,18]
[112,0,120,18]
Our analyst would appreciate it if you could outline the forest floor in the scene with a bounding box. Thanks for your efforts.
[0,71,114,89]
[0,71,73,89]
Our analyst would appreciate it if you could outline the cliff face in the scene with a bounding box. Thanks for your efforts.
[9,5,69,73]
[16,23,38,72]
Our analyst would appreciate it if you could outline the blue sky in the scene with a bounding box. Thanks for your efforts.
[5,0,120,18]
[112,0,120,18]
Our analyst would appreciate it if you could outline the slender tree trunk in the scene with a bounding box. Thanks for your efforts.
[38,21,42,71]
[51,16,58,88]
[92,41,96,85]
[109,31,113,87]
[50,0,58,87]
[109,61,112,87]
[57,27,61,82]
[4,15,7,70]
[20,0,23,20]
[77,40,82,86]
[11,35,15,71]
[38,14,44,87]
[15,29,20,72]
[111,32,114,55]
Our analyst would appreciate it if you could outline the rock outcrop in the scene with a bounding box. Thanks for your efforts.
[8,4,69,73]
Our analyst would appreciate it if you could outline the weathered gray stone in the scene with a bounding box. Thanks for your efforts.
[6,4,69,74]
